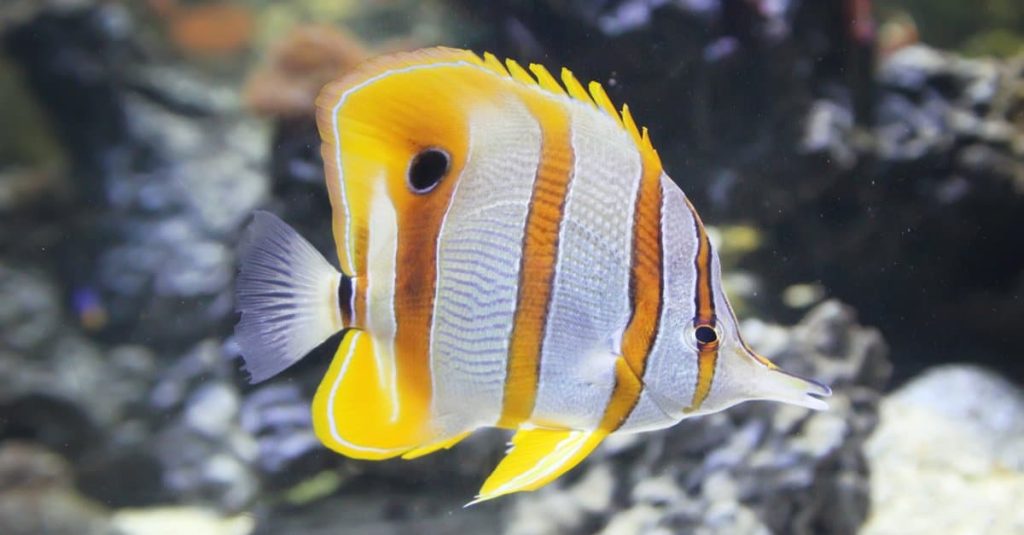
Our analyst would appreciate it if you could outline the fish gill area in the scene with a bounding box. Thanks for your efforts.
[0,1,1021,535]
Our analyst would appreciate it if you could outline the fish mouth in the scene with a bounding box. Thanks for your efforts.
[760,367,832,411]
[778,368,833,399]
[744,344,832,407]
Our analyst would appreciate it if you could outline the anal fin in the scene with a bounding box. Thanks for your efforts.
[469,427,608,505]
[311,330,430,460]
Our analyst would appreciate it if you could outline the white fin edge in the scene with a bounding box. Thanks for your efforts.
[235,211,343,383]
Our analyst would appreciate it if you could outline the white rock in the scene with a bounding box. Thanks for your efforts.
[862,365,1024,535]
[111,507,253,535]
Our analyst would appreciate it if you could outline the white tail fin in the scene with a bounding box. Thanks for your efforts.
[235,211,344,383]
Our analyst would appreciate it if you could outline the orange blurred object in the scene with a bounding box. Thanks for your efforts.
[244,25,372,118]
[151,0,255,57]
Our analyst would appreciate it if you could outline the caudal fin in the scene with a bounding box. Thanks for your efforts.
[235,211,345,383]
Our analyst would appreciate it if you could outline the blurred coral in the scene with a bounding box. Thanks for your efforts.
[243,24,370,118]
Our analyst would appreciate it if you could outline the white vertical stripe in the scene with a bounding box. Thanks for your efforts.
[531,100,643,430]
[364,178,401,422]
[429,98,543,432]
[621,176,700,430]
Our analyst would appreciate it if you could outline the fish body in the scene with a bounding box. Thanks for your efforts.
[235,47,830,503]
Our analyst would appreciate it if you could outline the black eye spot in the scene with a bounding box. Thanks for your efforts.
[407,148,449,193]
[694,325,718,345]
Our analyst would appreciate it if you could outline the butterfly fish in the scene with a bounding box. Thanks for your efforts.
[235,47,831,504]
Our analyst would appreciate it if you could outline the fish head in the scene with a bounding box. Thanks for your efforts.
[639,192,831,421]
[315,49,497,273]
[685,296,833,416]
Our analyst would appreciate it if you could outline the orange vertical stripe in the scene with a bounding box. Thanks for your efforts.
[498,96,574,428]
[391,150,465,419]
[683,197,719,413]
[601,158,663,431]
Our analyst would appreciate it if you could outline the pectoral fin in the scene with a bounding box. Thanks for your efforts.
[468,427,608,505]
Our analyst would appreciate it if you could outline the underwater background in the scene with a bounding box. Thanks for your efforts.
[0,0,1021,534]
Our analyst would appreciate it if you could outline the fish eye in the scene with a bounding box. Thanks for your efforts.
[694,325,719,345]
[407,148,450,194]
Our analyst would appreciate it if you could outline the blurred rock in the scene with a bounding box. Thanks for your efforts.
[862,364,1024,535]
[0,265,157,464]
[151,340,260,512]
[0,442,116,535]
[255,491,499,535]
[502,300,887,535]
[0,264,61,351]
[1,0,269,350]
[239,384,319,475]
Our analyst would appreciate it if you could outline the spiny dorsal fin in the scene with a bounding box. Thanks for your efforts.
[474,51,661,169]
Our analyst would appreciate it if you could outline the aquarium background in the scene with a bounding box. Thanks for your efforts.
[0,1,1021,534]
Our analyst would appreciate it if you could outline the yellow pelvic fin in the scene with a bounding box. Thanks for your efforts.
[401,430,472,460]
[311,330,432,460]
[469,427,608,505]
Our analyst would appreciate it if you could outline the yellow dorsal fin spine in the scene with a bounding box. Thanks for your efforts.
[528,63,567,96]
[482,52,510,76]
[560,67,594,106]
[588,81,622,127]
[504,59,536,86]
[621,104,641,144]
